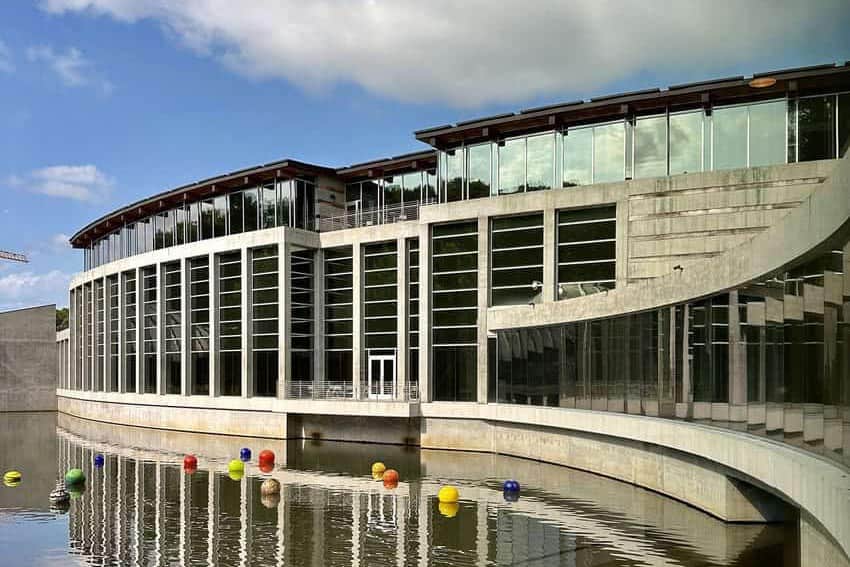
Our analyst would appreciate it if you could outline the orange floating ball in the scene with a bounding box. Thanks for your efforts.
[382,469,399,487]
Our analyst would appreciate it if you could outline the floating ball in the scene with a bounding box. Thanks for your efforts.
[3,470,21,484]
[228,459,244,474]
[438,501,459,518]
[382,469,399,488]
[93,454,105,468]
[503,480,520,493]
[261,478,281,496]
[503,491,520,503]
[68,483,86,499]
[228,470,244,481]
[371,462,386,477]
[261,493,280,509]
[438,485,459,503]
[183,455,198,471]
[259,450,275,467]
[64,468,85,486]
[259,461,274,474]
[240,448,252,462]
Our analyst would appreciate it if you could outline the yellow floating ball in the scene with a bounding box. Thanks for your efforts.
[438,501,459,518]
[228,470,244,481]
[228,459,244,473]
[371,462,386,476]
[3,470,21,484]
[438,485,459,503]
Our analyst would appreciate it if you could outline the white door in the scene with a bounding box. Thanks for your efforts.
[368,355,395,400]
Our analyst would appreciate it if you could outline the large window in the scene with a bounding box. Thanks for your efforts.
[669,110,705,175]
[122,272,136,393]
[713,100,786,170]
[794,94,850,162]
[290,249,314,384]
[563,122,625,186]
[141,266,157,394]
[163,262,182,395]
[633,115,668,179]
[364,241,398,397]
[557,206,616,300]
[466,144,491,199]
[431,221,478,401]
[108,275,119,392]
[491,214,544,306]
[251,246,278,397]
[189,257,210,395]
[408,239,420,388]
[498,138,526,194]
[324,247,353,385]
[218,251,242,396]
[95,279,105,391]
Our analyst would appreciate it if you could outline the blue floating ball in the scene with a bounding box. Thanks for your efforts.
[93,454,105,468]
[503,479,520,493]
[503,490,520,502]
[240,448,252,462]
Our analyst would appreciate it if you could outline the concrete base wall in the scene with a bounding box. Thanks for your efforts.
[420,416,787,523]
[0,305,57,411]
[289,413,420,445]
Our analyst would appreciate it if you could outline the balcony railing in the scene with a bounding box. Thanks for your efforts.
[285,380,419,401]
[315,199,436,233]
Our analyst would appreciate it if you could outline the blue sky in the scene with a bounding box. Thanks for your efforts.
[1,0,849,310]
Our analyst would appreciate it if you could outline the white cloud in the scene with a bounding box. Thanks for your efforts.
[0,40,13,73]
[38,0,850,107]
[50,233,73,251]
[0,269,71,311]
[8,164,113,202]
[26,44,113,95]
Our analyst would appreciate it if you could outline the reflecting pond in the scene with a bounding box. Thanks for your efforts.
[0,412,801,566]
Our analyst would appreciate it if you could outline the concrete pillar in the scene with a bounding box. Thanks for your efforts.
[418,224,432,403]
[313,249,325,388]
[352,242,363,400]
[134,268,142,395]
[728,290,747,422]
[241,246,250,398]
[477,215,489,404]
[156,263,164,395]
[278,241,291,399]
[615,197,629,287]
[542,208,556,303]
[180,256,189,396]
[209,252,220,397]
[396,238,408,400]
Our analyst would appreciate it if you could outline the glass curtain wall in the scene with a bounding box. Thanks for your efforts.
[141,267,157,394]
[218,251,242,396]
[74,287,83,389]
[431,221,478,401]
[490,214,544,306]
[189,257,210,396]
[251,246,279,397]
[95,279,105,391]
[122,272,136,393]
[163,262,182,395]
[408,239,420,388]
[712,100,786,170]
[364,241,399,396]
[108,275,119,391]
[85,283,93,390]
[290,250,315,384]
[324,247,353,386]
[557,207,616,300]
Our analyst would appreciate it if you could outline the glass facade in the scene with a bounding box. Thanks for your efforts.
[189,257,210,396]
[408,239,419,388]
[557,206,616,300]
[324,247,353,385]
[141,267,157,394]
[163,262,182,395]
[218,251,241,396]
[290,249,314,384]
[84,179,317,270]
[490,214,544,306]
[108,275,119,392]
[431,221,478,401]
[95,279,104,391]
[122,271,136,393]
[251,246,278,397]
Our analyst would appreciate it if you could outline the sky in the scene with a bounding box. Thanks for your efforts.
[1,0,849,311]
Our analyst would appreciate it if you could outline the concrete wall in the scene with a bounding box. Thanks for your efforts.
[0,304,57,411]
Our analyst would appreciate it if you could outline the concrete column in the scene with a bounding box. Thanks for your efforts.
[476,216,489,404]
[313,249,325,388]
[728,290,747,422]
[351,492,361,567]
[352,242,363,400]
[241,247,251,398]
[418,224,432,403]
[209,252,220,397]
[208,470,218,564]
[134,268,142,394]
[278,240,291,399]
[542,208,557,303]
[180,256,189,396]
[156,263,164,395]
[396,238,408,400]
[615,198,630,287]
[70,288,76,389]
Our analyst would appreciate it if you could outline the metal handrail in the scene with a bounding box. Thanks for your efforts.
[314,199,437,233]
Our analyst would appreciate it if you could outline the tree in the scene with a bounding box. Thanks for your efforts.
[56,307,69,331]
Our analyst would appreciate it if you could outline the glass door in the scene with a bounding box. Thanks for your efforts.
[368,354,395,400]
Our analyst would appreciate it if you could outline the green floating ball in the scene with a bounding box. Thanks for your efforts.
[65,468,86,486]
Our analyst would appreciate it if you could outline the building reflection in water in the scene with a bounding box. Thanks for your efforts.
[56,420,797,567]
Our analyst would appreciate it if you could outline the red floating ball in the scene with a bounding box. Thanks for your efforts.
[183,454,198,472]
[258,449,275,466]
[259,461,274,474]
